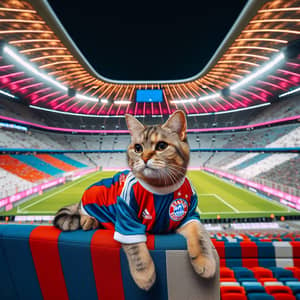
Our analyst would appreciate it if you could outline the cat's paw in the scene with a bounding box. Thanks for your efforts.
[131,259,156,291]
[123,243,156,291]
[80,215,99,230]
[191,255,216,279]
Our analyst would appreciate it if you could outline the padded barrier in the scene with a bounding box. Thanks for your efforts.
[213,240,300,268]
[0,225,220,300]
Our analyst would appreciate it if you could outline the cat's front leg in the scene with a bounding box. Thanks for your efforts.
[122,242,156,291]
[177,221,217,278]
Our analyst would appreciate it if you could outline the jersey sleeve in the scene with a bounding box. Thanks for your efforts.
[180,184,201,227]
[113,184,147,244]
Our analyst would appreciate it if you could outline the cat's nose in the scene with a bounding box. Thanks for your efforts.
[142,157,149,163]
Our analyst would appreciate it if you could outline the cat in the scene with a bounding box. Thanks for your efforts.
[54,110,217,291]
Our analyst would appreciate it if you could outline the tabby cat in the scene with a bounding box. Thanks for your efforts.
[54,110,217,290]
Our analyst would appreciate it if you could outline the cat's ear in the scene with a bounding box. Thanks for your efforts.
[125,114,145,136]
[162,110,187,140]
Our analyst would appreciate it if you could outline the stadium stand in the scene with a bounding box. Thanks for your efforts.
[0,155,51,183]
[259,155,300,191]
[35,154,77,172]
[11,155,64,177]
[0,168,32,198]
[52,154,88,168]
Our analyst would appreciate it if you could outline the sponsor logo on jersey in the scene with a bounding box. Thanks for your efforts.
[169,198,188,221]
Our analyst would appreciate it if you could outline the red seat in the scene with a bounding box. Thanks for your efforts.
[271,295,295,300]
[265,285,295,300]
[221,286,246,295]
[220,267,236,281]
[221,294,247,300]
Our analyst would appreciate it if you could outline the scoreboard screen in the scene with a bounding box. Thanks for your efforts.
[136,89,163,103]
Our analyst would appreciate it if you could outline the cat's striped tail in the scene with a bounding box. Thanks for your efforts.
[53,203,81,231]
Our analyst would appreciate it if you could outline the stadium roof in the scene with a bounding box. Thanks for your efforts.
[0,0,299,116]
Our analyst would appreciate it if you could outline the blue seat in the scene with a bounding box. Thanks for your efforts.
[243,284,265,294]
[247,293,275,300]
[285,281,300,295]
[232,267,255,278]
[269,267,298,283]
[241,281,262,287]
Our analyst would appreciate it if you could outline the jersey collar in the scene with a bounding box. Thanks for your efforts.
[137,176,186,195]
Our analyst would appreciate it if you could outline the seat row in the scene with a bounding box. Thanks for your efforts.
[220,266,300,300]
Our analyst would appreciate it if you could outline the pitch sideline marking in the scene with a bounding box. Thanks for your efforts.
[19,172,98,212]
[201,210,289,215]
[199,193,240,213]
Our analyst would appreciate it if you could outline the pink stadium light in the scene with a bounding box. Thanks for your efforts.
[0,113,300,134]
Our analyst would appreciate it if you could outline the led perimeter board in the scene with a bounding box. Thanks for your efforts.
[136,89,163,103]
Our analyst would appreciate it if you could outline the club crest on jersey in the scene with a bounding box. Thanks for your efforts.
[169,198,188,221]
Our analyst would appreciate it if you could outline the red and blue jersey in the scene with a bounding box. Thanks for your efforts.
[81,170,200,244]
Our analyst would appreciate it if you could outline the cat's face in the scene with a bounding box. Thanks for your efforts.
[126,110,189,187]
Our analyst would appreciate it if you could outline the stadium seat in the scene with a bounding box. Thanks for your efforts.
[220,267,236,282]
[270,267,298,283]
[220,286,246,295]
[221,294,247,300]
[265,285,295,300]
[232,267,256,282]
[247,294,275,300]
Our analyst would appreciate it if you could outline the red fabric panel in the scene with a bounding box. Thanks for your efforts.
[220,258,226,267]
[213,241,225,258]
[242,258,259,268]
[240,241,259,267]
[293,258,300,268]
[29,226,68,300]
[290,242,300,257]
[90,230,125,300]
[146,234,155,250]
[133,184,156,232]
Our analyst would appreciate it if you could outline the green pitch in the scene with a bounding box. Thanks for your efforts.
[1,170,299,219]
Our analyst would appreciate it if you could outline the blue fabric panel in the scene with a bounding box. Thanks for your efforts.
[12,154,63,176]
[225,242,241,258]
[0,226,17,300]
[152,194,174,234]
[120,248,168,300]
[257,242,275,258]
[154,234,187,250]
[258,258,276,267]
[58,230,98,300]
[225,258,243,268]
[0,225,43,300]
[53,154,87,168]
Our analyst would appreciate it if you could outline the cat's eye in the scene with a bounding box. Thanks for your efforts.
[156,141,168,151]
[134,144,143,153]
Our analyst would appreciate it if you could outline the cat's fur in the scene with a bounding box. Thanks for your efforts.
[54,110,217,290]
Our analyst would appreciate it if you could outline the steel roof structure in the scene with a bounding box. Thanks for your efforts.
[0,0,299,116]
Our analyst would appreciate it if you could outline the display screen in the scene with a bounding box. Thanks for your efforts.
[136,89,163,103]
